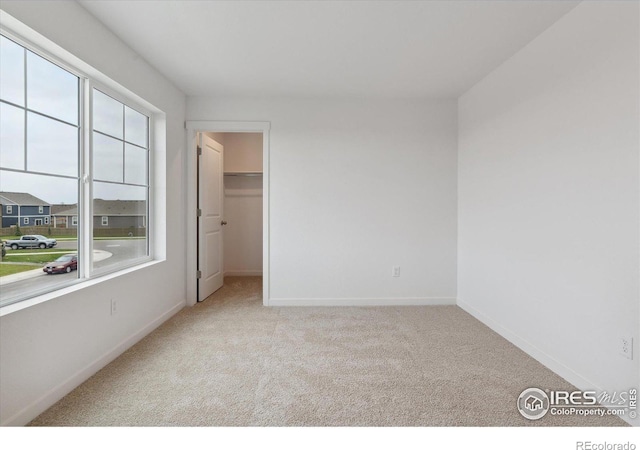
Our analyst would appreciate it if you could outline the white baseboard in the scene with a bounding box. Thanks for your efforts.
[458,299,638,427]
[2,301,185,426]
[224,270,263,277]
[269,297,456,307]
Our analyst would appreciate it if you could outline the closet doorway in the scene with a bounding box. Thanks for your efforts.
[186,121,270,306]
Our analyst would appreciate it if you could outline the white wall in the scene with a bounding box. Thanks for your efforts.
[188,97,458,304]
[222,133,263,276]
[458,0,639,424]
[0,1,186,425]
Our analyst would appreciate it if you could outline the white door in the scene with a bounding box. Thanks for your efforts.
[198,134,224,301]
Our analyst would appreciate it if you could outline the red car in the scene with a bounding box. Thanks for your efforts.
[43,254,78,274]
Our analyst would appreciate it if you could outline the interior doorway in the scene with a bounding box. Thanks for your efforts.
[186,121,270,307]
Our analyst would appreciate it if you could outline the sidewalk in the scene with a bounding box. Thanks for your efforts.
[0,250,112,286]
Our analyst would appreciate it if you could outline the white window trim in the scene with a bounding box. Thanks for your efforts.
[23,217,28,225]
[44,216,49,225]
[101,216,108,226]
[71,215,78,226]
[6,205,12,214]
[0,15,165,311]
[38,206,44,214]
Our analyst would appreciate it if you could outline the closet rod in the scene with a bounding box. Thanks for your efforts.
[224,172,263,177]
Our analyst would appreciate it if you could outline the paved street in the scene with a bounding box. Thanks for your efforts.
[0,239,146,303]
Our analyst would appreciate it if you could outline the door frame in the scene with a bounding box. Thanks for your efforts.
[185,121,271,307]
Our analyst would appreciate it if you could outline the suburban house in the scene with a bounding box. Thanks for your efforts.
[51,200,147,229]
[0,0,637,439]
[50,204,72,229]
[0,192,51,228]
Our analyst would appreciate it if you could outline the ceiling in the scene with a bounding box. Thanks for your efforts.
[78,0,580,99]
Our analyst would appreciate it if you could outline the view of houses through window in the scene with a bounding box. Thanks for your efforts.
[0,33,150,307]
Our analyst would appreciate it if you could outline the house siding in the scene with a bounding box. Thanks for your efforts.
[1,205,50,228]
[93,216,144,228]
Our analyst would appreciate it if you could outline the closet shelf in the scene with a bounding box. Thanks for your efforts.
[224,172,263,177]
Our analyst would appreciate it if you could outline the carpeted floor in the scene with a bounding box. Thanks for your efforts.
[29,277,626,426]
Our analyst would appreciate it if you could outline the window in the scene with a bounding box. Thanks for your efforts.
[92,89,149,271]
[0,30,154,308]
[6,205,12,214]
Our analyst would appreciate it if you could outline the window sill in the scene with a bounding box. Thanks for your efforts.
[0,259,164,317]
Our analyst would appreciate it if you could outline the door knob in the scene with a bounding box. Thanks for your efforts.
[221,220,227,226]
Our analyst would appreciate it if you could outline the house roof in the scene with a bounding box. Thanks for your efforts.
[51,204,75,215]
[52,200,146,217]
[0,192,50,206]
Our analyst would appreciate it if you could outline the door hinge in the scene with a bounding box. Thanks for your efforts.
[196,270,202,279]
[197,208,202,217]
[197,146,202,156]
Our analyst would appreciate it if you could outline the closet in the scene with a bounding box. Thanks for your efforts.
[206,132,263,277]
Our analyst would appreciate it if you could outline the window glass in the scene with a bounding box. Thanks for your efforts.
[124,144,147,185]
[93,182,148,271]
[125,106,148,148]
[26,50,78,125]
[92,88,149,273]
[93,132,123,183]
[1,38,80,308]
[0,102,24,170]
[93,90,123,139]
[0,36,24,106]
[27,112,78,177]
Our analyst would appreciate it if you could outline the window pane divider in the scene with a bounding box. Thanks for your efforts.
[80,77,92,279]
[0,167,79,180]
[0,99,80,128]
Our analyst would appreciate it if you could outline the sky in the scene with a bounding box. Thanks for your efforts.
[0,35,148,206]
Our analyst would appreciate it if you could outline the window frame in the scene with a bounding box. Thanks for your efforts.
[0,26,156,309]
[6,205,12,214]
[101,216,108,226]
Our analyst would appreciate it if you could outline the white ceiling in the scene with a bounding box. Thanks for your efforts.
[78,0,580,99]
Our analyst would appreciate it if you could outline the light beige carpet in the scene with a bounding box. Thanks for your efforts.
[29,277,626,426]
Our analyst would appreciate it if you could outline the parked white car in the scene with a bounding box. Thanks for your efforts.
[3,235,58,250]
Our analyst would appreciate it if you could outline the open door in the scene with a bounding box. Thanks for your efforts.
[198,133,224,301]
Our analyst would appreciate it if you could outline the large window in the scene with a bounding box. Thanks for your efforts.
[0,32,152,308]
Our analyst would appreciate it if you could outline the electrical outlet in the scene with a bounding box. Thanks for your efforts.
[111,299,117,316]
[620,336,633,360]
[392,266,400,277]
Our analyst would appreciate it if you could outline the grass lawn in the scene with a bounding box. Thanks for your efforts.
[0,264,40,277]
[3,252,71,264]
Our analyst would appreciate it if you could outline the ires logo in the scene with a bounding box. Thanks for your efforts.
[517,388,637,420]
[549,390,598,406]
